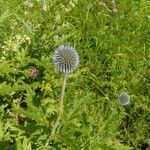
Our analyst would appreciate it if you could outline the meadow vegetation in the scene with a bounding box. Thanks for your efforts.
[0,0,149,149]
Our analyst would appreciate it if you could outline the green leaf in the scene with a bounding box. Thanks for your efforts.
[14,107,49,127]
[0,10,12,23]
[67,93,92,121]
[16,137,32,150]
[0,63,16,74]
[111,143,133,150]
[0,82,25,96]
[0,82,12,96]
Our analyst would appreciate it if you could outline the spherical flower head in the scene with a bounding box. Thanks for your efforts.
[53,45,79,73]
[118,92,130,106]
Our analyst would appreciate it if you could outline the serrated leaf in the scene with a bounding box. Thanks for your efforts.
[14,107,49,127]
[0,83,12,96]
[67,93,92,121]
[0,82,25,96]
[0,63,16,74]
[0,10,12,23]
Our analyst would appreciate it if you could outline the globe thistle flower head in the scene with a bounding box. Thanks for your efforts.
[118,92,130,106]
[53,45,79,73]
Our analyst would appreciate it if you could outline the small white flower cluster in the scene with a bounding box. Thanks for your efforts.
[1,34,31,59]
[24,0,33,8]
[54,0,78,25]
[59,0,78,13]
[24,0,49,12]
[112,0,118,13]
[42,0,48,11]
[99,0,118,13]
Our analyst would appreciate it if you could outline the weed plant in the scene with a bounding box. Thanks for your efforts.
[0,0,150,149]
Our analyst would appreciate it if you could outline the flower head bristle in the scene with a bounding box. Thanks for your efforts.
[53,45,79,73]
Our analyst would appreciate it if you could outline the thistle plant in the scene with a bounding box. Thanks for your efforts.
[118,92,130,106]
[51,45,79,136]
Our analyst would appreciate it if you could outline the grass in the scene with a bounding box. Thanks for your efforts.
[0,0,150,149]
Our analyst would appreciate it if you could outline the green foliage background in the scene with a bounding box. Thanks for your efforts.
[0,0,149,149]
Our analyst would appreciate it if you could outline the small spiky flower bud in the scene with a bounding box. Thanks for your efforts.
[118,92,130,106]
[53,45,79,73]
[28,68,40,79]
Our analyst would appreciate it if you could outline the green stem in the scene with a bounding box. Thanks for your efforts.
[60,72,68,113]
[51,72,68,136]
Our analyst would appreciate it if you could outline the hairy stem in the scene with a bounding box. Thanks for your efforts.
[60,72,68,113]
[51,72,68,136]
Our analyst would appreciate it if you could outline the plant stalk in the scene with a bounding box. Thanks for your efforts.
[51,72,68,136]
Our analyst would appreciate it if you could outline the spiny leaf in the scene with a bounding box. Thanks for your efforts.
[14,107,49,127]
[67,93,92,121]
[16,137,32,150]
[0,10,12,23]
[0,82,25,96]
[16,138,22,150]
[0,83,12,96]
[0,63,16,74]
